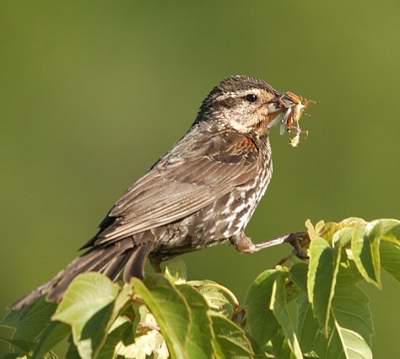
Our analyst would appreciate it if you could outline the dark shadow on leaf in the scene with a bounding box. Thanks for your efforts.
[80,302,115,353]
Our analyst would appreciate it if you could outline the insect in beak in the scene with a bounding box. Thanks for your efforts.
[268,91,313,147]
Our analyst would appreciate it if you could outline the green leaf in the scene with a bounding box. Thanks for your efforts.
[196,285,232,314]
[270,330,293,359]
[314,284,373,359]
[52,273,119,359]
[339,217,367,229]
[83,304,119,358]
[210,313,254,359]
[245,269,281,348]
[307,233,327,305]
[175,284,214,359]
[333,321,373,359]
[97,317,134,359]
[65,336,81,359]
[315,321,373,359]
[111,283,134,319]
[0,353,29,359]
[351,226,381,288]
[336,261,363,286]
[189,280,238,317]
[270,273,303,359]
[307,235,341,335]
[369,219,400,244]
[132,274,189,359]
[91,283,133,358]
[332,227,354,248]
[296,294,320,354]
[332,285,374,344]
[164,259,187,283]
[32,322,69,359]
[132,278,223,359]
[350,219,400,287]
[1,298,56,342]
[314,323,342,359]
[289,263,308,292]
[380,240,400,282]
[0,337,34,354]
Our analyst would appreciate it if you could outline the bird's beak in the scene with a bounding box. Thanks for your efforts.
[265,96,291,130]
[266,92,309,131]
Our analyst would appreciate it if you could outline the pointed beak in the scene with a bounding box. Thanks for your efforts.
[266,92,309,131]
[265,96,292,129]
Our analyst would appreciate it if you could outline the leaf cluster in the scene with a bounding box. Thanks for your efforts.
[1,218,400,359]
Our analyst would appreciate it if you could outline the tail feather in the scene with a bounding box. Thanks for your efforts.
[46,246,123,303]
[12,240,151,311]
[102,252,131,280]
[123,242,152,282]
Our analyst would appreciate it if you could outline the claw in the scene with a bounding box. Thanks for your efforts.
[231,231,310,258]
[284,232,310,259]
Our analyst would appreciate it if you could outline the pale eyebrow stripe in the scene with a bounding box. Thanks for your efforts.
[215,89,263,102]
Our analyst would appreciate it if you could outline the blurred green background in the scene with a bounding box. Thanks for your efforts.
[1,0,400,356]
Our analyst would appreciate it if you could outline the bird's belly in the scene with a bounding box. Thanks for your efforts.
[159,183,268,253]
[154,173,271,259]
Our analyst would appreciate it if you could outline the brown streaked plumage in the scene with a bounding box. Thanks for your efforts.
[12,75,307,310]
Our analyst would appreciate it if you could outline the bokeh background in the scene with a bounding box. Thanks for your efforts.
[1,0,400,356]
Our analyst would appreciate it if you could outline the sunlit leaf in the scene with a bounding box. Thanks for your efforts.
[333,321,373,359]
[188,280,238,316]
[210,313,254,359]
[332,227,354,248]
[351,225,381,288]
[97,317,133,359]
[164,259,187,283]
[114,324,168,359]
[318,222,340,244]
[52,273,119,359]
[315,321,373,359]
[369,219,400,244]
[132,274,189,359]
[314,284,373,358]
[380,240,400,282]
[339,218,367,229]
[197,286,231,312]
[176,284,213,359]
[5,216,400,359]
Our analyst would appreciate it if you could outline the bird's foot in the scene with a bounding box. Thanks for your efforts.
[284,232,309,259]
[231,231,309,259]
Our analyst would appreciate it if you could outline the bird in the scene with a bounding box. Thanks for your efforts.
[12,75,308,310]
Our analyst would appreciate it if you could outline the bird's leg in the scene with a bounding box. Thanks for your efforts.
[230,231,309,259]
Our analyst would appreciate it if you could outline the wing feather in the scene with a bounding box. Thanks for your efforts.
[89,127,261,246]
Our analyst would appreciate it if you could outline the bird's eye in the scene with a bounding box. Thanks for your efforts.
[245,94,258,103]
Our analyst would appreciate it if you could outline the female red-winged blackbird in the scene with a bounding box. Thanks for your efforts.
[13,75,308,310]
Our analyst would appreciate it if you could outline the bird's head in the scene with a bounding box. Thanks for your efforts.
[197,75,310,143]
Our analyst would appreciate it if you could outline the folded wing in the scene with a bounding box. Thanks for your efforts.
[86,128,260,247]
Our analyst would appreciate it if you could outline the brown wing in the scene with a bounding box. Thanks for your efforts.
[88,127,260,246]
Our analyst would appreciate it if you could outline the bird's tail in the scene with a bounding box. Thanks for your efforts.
[11,239,152,311]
